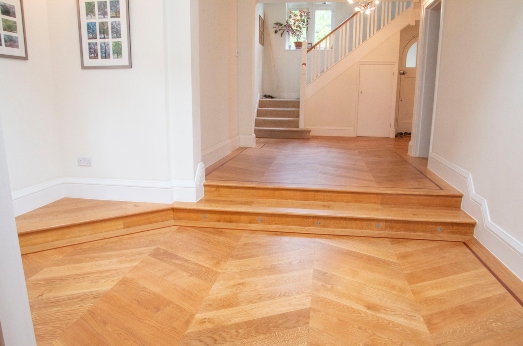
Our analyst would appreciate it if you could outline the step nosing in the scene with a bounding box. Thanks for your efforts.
[172,205,476,224]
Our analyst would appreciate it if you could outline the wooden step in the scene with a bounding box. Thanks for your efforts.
[259,99,300,109]
[171,199,476,242]
[255,117,299,128]
[257,108,299,118]
[204,182,464,208]
[255,127,311,139]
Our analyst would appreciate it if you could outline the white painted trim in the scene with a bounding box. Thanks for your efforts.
[306,7,416,100]
[12,162,206,215]
[239,134,257,147]
[428,154,523,280]
[309,127,355,137]
[12,180,65,217]
[202,136,240,168]
[410,0,445,157]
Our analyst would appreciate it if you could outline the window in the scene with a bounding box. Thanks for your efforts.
[285,3,334,50]
[315,10,332,43]
[406,42,418,68]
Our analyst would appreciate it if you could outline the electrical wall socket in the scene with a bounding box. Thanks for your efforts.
[77,156,92,167]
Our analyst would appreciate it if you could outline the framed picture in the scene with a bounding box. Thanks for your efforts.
[76,0,131,69]
[259,15,264,46]
[0,0,28,60]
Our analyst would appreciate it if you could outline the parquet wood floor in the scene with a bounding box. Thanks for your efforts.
[206,137,450,192]
[23,226,523,345]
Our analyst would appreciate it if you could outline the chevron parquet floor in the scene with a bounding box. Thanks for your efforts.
[23,226,523,345]
[206,137,442,191]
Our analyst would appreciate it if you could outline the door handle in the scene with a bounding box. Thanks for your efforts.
[399,70,406,75]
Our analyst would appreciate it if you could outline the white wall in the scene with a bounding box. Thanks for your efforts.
[200,0,240,166]
[305,33,400,136]
[47,0,170,183]
[262,2,354,98]
[0,119,36,345]
[237,0,256,147]
[0,0,62,193]
[428,0,523,278]
[254,3,265,103]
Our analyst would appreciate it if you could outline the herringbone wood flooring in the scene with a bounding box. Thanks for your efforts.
[206,137,443,191]
[23,227,523,345]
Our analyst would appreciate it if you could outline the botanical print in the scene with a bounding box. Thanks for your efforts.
[87,22,97,39]
[100,41,110,59]
[98,21,108,39]
[78,0,130,67]
[85,2,95,19]
[111,21,121,38]
[110,1,120,18]
[112,41,122,58]
[2,18,17,33]
[0,2,16,18]
[4,34,18,48]
[97,1,107,18]
[88,42,98,59]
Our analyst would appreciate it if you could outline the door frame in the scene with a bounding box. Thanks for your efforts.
[396,35,419,132]
[355,61,398,138]
[410,0,446,157]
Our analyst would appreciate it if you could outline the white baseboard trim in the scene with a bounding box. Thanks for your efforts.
[12,163,206,215]
[428,153,523,280]
[202,136,240,168]
[239,134,256,148]
[12,179,65,217]
[309,127,356,137]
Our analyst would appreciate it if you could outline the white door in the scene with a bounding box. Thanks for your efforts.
[397,38,418,133]
[357,64,396,137]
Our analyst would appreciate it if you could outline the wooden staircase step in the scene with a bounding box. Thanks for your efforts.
[255,127,311,139]
[257,108,299,118]
[204,182,464,208]
[255,117,299,128]
[171,200,476,242]
[259,99,300,109]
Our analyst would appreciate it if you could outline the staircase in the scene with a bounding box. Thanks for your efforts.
[254,99,311,139]
[173,182,476,242]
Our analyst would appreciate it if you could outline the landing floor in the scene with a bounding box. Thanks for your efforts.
[206,137,458,194]
[23,226,523,345]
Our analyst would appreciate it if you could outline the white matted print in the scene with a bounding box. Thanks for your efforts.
[0,0,28,60]
[77,0,131,69]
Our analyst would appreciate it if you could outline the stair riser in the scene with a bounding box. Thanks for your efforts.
[255,129,311,139]
[255,118,299,128]
[172,209,474,242]
[257,109,299,118]
[259,100,300,109]
[204,185,463,209]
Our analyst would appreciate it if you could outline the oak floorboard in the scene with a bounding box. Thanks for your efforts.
[22,227,523,345]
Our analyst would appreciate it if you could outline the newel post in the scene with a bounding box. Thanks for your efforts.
[299,40,307,129]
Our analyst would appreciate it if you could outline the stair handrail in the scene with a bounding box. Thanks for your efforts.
[305,1,412,84]
[307,12,360,53]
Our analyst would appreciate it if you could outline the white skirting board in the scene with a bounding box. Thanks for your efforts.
[309,127,356,137]
[239,134,256,148]
[202,136,240,168]
[12,180,65,217]
[11,163,206,217]
[429,153,523,280]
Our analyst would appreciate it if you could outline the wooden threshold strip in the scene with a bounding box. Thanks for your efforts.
[465,239,523,307]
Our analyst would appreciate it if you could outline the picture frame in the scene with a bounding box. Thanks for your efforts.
[0,0,28,60]
[259,15,264,47]
[76,0,131,69]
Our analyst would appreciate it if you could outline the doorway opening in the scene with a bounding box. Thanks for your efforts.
[410,0,443,157]
[396,21,419,137]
